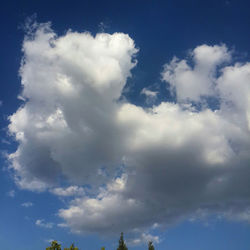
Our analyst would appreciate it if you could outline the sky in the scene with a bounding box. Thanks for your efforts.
[1,0,250,249]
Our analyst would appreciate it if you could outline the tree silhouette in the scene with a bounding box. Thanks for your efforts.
[148,241,155,250]
[46,240,61,250]
[117,232,128,250]
[64,243,79,250]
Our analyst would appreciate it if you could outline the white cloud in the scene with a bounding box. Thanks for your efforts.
[8,21,138,191]
[141,88,158,104]
[45,239,55,243]
[162,44,231,102]
[128,233,160,246]
[36,219,54,229]
[58,175,145,234]
[217,63,250,129]
[141,88,158,97]
[50,186,85,197]
[8,21,250,241]
[21,201,33,207]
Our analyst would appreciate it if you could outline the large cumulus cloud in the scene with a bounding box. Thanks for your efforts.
[8,22,250,241]
[8,22,137,190]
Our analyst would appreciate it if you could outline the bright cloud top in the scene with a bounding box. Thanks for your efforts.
[8,22,250,240]
[162,44,231,102]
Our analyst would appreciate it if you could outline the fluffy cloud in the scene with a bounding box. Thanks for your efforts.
[162,44,231,102]
[8,22,250,241]
[8,21,138,190]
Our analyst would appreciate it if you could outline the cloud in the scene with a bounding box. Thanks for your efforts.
[50,186,85,197]
[1,138,11,145]
[57,223,68,228]
[58,175,146,234]
[45,239,55,243]
[8,21,250,242]
[7,190,15,198]
[21,201,33,207]
[36,219,54,229]
[8,21,138,191]
[162,44,231,103]
[98,21,109,32]
[140,88,158,104]
[128,233,160,246]
[45,239,62,244]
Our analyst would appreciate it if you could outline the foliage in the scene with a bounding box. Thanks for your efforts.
[148,241,155,250]
[46,241,80,250]
[46,233,158,250]
[46,241,61,250]
[64,243,79,250]
[117,232,128,250]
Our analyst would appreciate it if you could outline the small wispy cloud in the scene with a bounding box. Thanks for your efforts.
[50,186,85,197]
[140,88,158,104]
[45,239,55,243]
[7,190,15,198]
[21,202,33,207]
[57,223,68,228]
[36,219,54,229]
[98,21,109,32]
[44,239,61,244]
[17,95,26,101]
[1,138,11,145]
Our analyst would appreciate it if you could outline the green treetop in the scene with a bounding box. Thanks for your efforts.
[148,241,155,250]
[64,243,79,250]
[46,241,61,250]
[117,232,128,250]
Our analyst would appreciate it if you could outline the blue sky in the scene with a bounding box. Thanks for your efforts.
[1,0,250,249]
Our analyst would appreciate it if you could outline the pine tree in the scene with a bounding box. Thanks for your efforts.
[46,240,61,250]
[117,232,128,250]
[148,241,155,250]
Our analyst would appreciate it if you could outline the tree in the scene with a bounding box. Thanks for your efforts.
[117,232,128,250]
[148,241,155,250]
[46,240,61,250]
[64,243,79,250]
[101,247,105,250]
